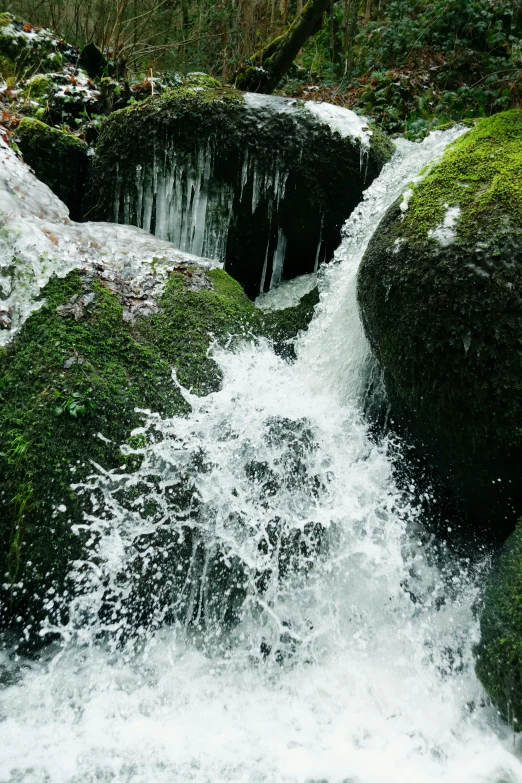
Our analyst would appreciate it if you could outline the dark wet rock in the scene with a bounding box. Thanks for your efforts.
[357,110,522,532]
[476,519,522,728]
[78,42,107,79]
[16,117,88,219]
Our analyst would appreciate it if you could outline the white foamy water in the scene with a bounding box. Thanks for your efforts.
[1,127,522,783]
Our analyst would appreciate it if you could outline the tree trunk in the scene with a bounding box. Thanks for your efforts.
[234,0,333,93]
[280,0,290,29]
[329,0,335,62]
[344,0,358,79]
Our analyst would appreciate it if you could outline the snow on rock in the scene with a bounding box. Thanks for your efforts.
[0,136,216,344]
[0,14,77,70]
[244,93,373,148]
[243,92,302,117]
[304,100,372,148]
[428,205,461,247]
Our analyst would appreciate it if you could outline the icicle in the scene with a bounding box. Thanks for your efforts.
[314,220,324,272]
[259,242,270,295]
[270,228,287,289]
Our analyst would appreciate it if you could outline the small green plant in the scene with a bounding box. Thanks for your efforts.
[0,429,29,466]
[53,388,97,418]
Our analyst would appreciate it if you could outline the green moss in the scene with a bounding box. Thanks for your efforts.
[0,54,16,80]
[476,520,522,726]
[20,74,53,103]
[185,72,222,88]
[139,268,260,394]
[0,13,14,28]
[0,265,259,636]
[17,118,88,219]
[260,286,319,359]
[402,110,522,243]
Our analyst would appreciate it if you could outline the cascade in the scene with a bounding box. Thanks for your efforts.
[1,128,522,783]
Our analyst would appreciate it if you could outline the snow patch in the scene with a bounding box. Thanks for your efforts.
[428,205,461,247]
[244,92,300,115]
[400,187,413,213]
[244,93,372,148]
[305,100,372,147]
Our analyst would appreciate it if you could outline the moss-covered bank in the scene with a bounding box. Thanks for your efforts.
[89,85,392,298]
[357,110,522,530]
[0,265,259,639]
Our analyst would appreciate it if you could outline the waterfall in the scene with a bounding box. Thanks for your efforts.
[1,128,522,783]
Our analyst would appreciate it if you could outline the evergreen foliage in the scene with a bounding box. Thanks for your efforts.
[2,1,520,137]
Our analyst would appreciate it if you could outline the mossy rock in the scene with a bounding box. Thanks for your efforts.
[185,72,221,88]
[260,285,319,359]
[20,73,54,102]
[476,519,522,726]
[78,42,107,79]
[0,13,73,77]
[88,87,392,299]
[0,54,16,82]
[17,118,88,220]
[357,109,522,529]
[0,265,259,641]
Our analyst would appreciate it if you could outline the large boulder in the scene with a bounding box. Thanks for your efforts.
[0,264,261,641]
[0,264,328,644]
[475,519,522,726]
[357,110,522,528]
[88,86,393,299]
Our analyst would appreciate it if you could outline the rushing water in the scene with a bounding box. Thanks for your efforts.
[1,128,522,783]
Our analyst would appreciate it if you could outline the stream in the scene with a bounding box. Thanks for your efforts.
[1,126,521,783]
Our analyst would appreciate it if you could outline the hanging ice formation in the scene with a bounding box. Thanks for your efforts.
[116,141,290,267]
[100,93,384,299]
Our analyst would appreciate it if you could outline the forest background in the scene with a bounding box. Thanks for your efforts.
[3,0,522,137]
